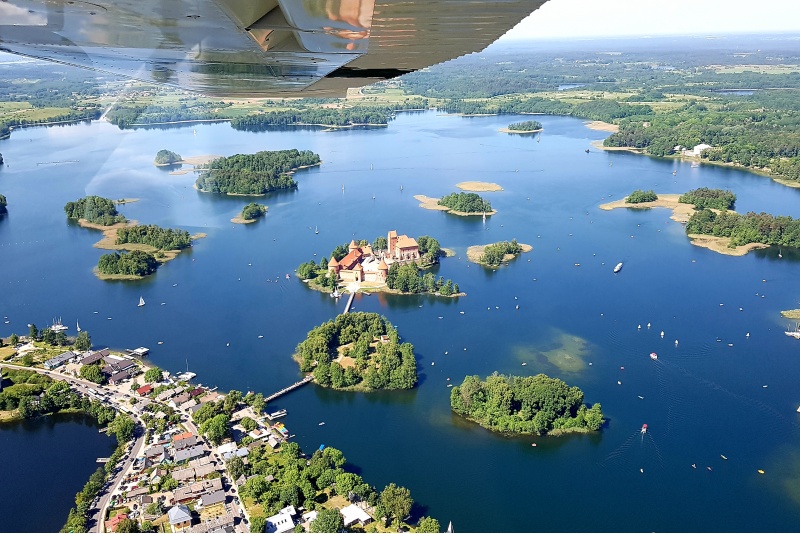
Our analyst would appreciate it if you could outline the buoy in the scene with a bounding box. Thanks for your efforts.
[531,443,537,447]
[758,470,765,474]
[638,324,642,330]
[617,381,622,385]
[431,362,435,366]
[640,468,644,473]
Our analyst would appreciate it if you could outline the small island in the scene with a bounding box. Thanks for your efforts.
[0,193,6,214]
[415,192,496,216]
[295,312,418,391]
[231,202,268,224]
[678,187,736,210]
[467,240,532,267]
[450,372,604,435]
[456,181,504,192]
[781,309,800,320]
[195,149,321,195]
[625,189,658,203]
[65,195,127,226]
[97,250,159,280]
[498,119,543,134]
[153,149,182,166]
[298,231,462,296]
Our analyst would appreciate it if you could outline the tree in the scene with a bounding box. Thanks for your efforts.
[145,501,162,516]
[310,508,344,533]
[240,416,257,431]
[42,327,56,345]
[250,516,267,533]
[55,330,68,346]
[74,331,91,351]
[108,413,135,442]
[144,367,162,383]
[625,189,658,203]
[200,413,230,444]
[28,323,39,341]
[154,149,182,165]
[373,235,388,251]
[416,517,441,533]
[380,483,413,527]
[227,456,247,480]
[115,518,141,532]
[21,353,34,367]
[140,521,155,533]
[80,364,105,384]
[9,333,19,346]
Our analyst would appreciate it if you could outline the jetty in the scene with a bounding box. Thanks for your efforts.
[96,457,111,463]
[265,375,313,403]
[344,291,356,314]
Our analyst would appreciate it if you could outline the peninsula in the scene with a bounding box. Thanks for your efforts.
[450,373,604,436]
[298,231,462,297]
[231,202,267,224]
[295,312,418,391]
[195,149,320,195]
[467,240,532,267]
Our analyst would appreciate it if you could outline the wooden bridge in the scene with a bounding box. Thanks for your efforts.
[265,375,313,403]
[344,291,356,314]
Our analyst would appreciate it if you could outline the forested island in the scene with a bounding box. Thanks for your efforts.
[154,149,182,165]
[115,224,192,250]
[97,250,159,279]
[626,190,658,204]
[64,196,127,226]
[450,373,604,435]
[232,202,267,224]
[0,193,6,214]
[438,192,492,214]
[295,312,418,391]
[678,187,736,210]
[195,149,320,195]
[686,209,800,249]
[467,240,532,267]
[500,119,543,133]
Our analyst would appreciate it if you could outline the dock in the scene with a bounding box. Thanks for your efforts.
[96,457,110,463]
[344,291,356,314]
[265,375,313,403]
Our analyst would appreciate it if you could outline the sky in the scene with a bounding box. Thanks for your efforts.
[500,0,800,40]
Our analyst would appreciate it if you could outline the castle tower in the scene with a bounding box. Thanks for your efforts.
[349,239,358,251]
[328,256,340,276]
[378,258,389,282]
[388,230,398,258]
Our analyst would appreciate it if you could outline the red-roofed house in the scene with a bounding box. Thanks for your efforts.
[105,513,129,532]
[136,384,153,396]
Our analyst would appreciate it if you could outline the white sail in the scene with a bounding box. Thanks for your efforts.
[138,296,145,307]
[76,320,81,332]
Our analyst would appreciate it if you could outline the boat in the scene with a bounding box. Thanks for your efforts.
[318,422,325,426]
[315,226,318,235]
[76,320,81,333]
[785,323,800,339]
[138,296,145,307]
[267,409,287,420]
[650,352,658,360]
[285,274,290,280]
[613,262,623,273]
[641,424,647,434]
[50,317,68,332]
[758,469,765,474]
[585,148,590,153]
[721,455,728,460]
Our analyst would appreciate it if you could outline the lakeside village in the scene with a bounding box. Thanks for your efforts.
[0,326,424,534]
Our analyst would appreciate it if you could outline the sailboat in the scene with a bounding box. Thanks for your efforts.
[778,249,783,258]
[315,226,319,235]
[76,320,81,333]
[138,296,145,307]
[785,323,800,339]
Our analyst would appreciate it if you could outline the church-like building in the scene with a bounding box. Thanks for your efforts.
[328,230,420,284]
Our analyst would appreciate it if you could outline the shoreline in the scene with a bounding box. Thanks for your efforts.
[498,127,543,134]
[414,194,498,216]
[598,195,771,256]
[781,310,800,320]
[585,121,619,133]
[466,243,533,266]
[231,216,260,224]
[454,412,596,437]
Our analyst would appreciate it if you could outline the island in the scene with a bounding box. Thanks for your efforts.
[297,230,462,296]
[414,191,496,216]
[0,193,6,214]
[456,181,504,192]
[97,250,159,280]
[231,202,267,224]
[194,149,321,195]
[65,195,127,226]
[294,311,418,391]
[467,239,532,267]
[450,372,604,436]
[498,119,543,134]
[781,310,800,320]
[626,189,658,203]
[154,149,182,165]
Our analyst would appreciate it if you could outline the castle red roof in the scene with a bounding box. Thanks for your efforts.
[378,259,389,270]
[339,249,362,270]
[329,255,339,267]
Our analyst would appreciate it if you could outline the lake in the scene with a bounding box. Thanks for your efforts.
[1,112,800,531]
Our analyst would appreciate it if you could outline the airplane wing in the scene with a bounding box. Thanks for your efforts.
[0,0,546,98]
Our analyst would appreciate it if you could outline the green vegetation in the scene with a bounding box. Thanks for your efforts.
[97,250,159,277]
[62,467,107,533]
[480,240,524,267]
[416,235,442,264]
[115,225,192,250]
[79,364,105,384]
[0,193,6,214]
[386,263,460,296]
[437,192,491,214]
[64,196,126,226]
[154,149,181,165]
[195,149,320,195]
[507,120,543,131]
[686,209,800,248]
[450,373,604,435]
[626,190,658,204]
[310,508,344,533]
[241,202,268,221]
[295,312,418,391]
[679,187,736,210]
[74,331,92,351]
[143,367,163,383]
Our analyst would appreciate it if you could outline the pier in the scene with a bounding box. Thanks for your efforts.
[344,291,356,314]
[96,457,110,463]
[265,375,313,403]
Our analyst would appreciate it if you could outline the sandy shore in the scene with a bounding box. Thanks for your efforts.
[180,155,221,166]
[498,127,543,134]
[466,243,532,265]
[599,194,695,223]
[590,139,642,152]
[441,248,457,257]
[585,121,619,132]
[231,216,258,224]
[114,198,139,204]
[456,181,504,192]
[79,219,205,265]
[414,194,497,216]
[781,309,800,319]
[599,195,771,256]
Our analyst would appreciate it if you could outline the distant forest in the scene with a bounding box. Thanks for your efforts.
[195,149,320,195]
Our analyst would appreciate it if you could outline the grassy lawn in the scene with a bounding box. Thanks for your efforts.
[0,102,75,124]
[241,495,264,518]
[0,346,16,360]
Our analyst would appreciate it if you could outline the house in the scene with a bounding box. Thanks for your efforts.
[173,478,223,504]
[174,444,205,463]
[170,392,191,408]
[172,467,196,483]
[109,369,134,385]
[691,143,712,156]
[189,387,204,397]
[174,433,199,450]
[217,442,237,456]
[222,447,249,461]
[266,436,280,449]
[44,351,75,370]
[340,504,372,528]
[266,510,296,533]
[136,384,153,396]
[144,444,166,462]
[126,486,149,500]
[80,349,109,366]
[168,504,193,531]
[179,398,198,411]
[198,489,226,508]
[104,513,129,532]
[193,463,216,479]
[155,388,178,402]
[301,511,318,531]
[188,512,235,533]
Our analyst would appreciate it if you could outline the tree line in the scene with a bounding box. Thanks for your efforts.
[386,263,460,296]
[678,187,736,210]
[686,209,800,248]
[116,224,192,250]
[195,149,319,195]
[97,250,159,277]
[295,312,418,391]
[65,196,127,226]
[438,192,491,213]
[450,373,604,435]
[105,101,231,128]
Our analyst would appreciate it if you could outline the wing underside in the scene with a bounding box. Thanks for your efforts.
[0,0,546,97]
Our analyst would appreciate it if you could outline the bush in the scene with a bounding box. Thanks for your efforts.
[626,190,658,203]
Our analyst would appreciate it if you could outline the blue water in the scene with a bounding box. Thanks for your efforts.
[2,112,800,531]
